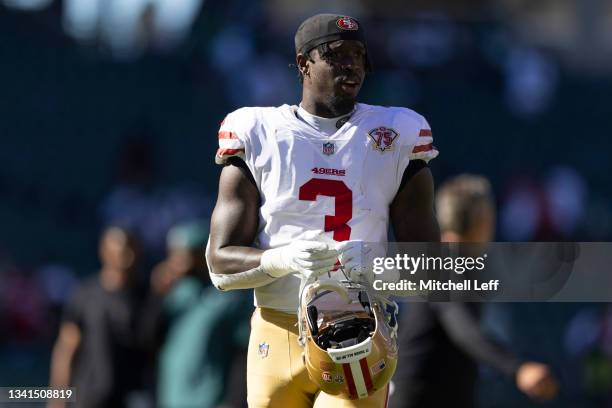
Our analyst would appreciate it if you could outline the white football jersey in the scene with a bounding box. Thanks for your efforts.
[216,103,438,312]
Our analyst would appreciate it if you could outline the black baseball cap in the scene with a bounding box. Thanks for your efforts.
[294,13,373,71]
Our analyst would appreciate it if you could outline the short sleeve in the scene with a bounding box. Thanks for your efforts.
[392,108,439,193]
[409,116,439,162]
[215,111,247,165]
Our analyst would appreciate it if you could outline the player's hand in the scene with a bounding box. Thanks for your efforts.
[336,240,377,284]
[260,240,338,280]
[516,362,558,401]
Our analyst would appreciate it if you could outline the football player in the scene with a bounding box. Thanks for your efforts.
[206,13,439,408]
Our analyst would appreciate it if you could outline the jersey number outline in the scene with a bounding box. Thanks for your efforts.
[298,178,352,242]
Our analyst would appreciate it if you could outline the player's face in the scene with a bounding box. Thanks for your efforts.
[308,40,366,105]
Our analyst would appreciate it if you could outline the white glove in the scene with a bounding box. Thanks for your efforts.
[260,240,339,280]
[336,240,378,284]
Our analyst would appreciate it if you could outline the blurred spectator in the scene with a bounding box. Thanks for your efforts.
[49,226,148,408]
[391,174,558,408]
[140,220,251,408]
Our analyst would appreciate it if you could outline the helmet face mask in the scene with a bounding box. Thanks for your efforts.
[315,313,374,350]
[307,286,375,349]
[299,280,398,399]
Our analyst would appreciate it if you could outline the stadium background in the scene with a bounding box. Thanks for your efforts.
[0,0,611,406]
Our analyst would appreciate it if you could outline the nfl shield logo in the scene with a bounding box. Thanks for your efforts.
[258,342,269,358]
[322,142,335,156]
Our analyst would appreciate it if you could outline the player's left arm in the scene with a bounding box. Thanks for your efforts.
[390,163,440,242]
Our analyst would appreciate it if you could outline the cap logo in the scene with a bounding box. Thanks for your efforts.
[336,17,358,31]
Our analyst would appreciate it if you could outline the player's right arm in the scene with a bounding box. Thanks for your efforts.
[207,160,264,275]
[207,161,339,290]
[207,109,339,291]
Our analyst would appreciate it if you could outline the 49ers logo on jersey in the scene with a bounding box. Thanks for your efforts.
[336,17,358,31]
[368,126,399,152]
[312,167,346,176]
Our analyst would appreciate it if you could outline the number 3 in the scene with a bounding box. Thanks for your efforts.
[298,178,352,242]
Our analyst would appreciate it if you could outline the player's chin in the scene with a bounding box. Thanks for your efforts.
[332,85,360,104]
[336,83,361,98]
[329,93,356,113]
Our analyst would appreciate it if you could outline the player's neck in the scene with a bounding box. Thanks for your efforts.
[296,105,343,136]
[300,94,355,118]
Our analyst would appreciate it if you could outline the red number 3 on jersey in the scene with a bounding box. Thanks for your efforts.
[298,178,352,242]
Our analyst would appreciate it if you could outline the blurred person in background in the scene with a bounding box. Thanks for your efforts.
[49,226,147,408]
[141,220,251,408]
[390,174,558,408]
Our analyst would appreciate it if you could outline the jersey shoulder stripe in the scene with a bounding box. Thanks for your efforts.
[214,106,286,165]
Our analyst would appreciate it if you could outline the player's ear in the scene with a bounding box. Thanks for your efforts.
[296,53,310,78]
